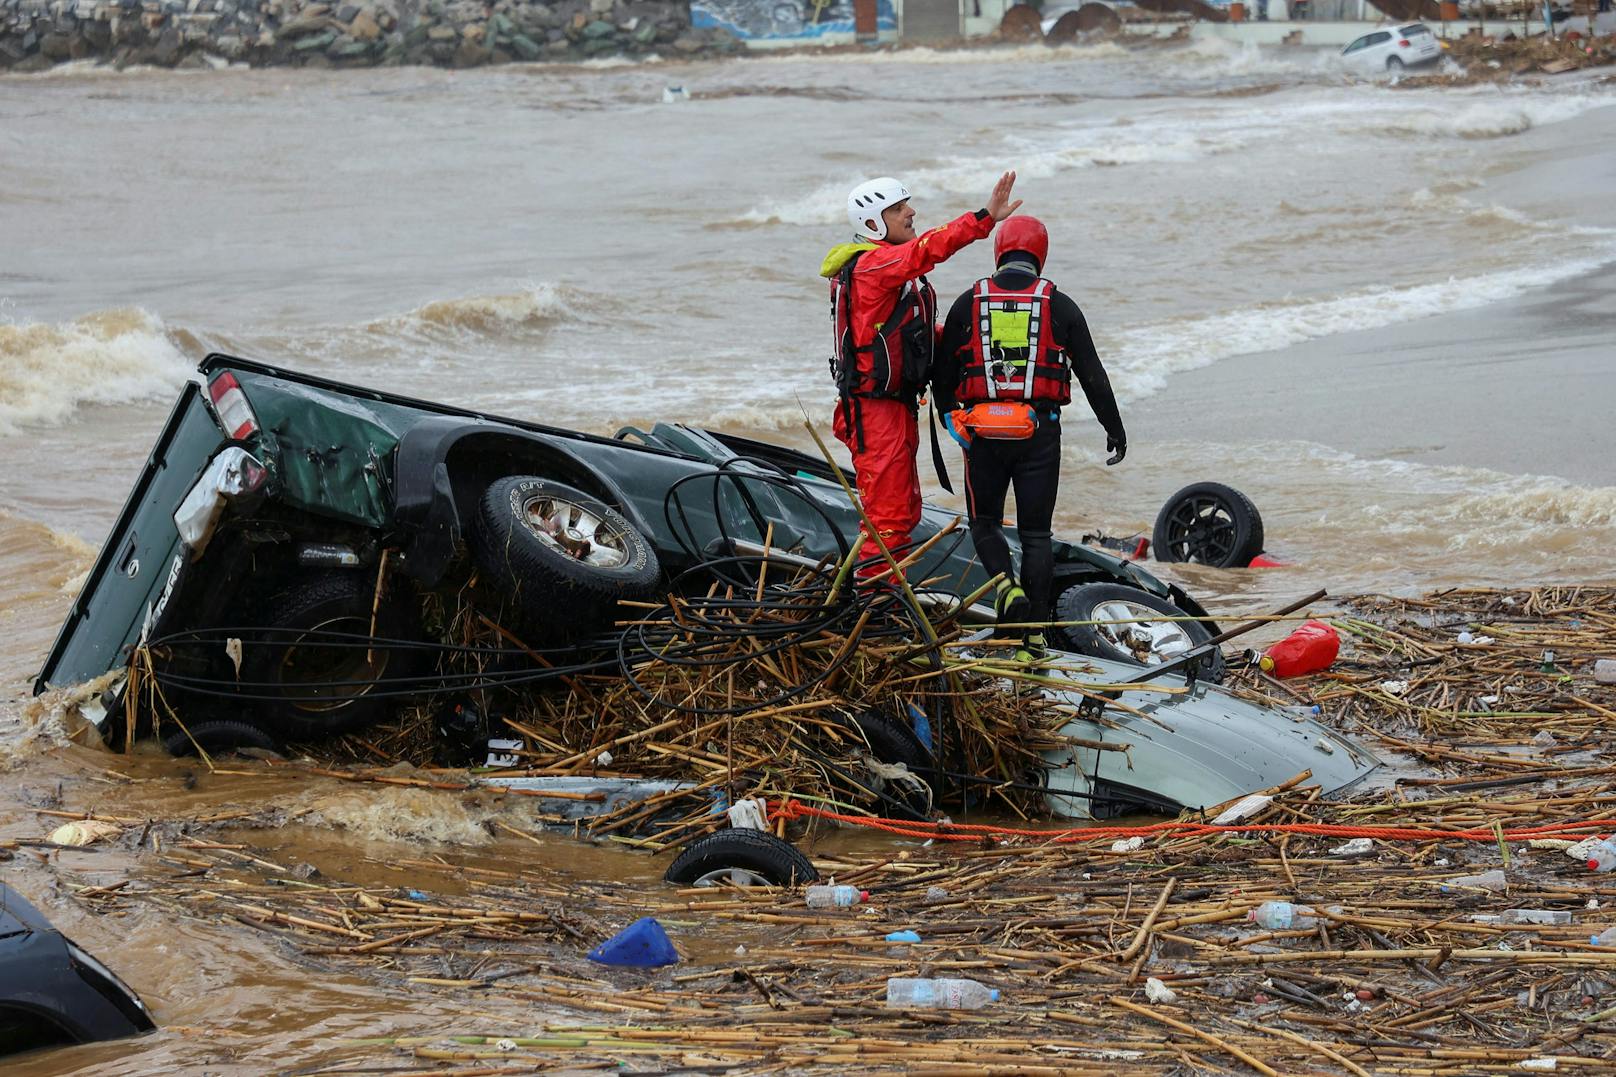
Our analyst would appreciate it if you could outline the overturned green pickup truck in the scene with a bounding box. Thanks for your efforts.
[35,354,1376,817]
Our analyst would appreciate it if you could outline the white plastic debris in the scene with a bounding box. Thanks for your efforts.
[1212,794,1273,826]
[734,944,748,956]
[727,798,769,831]
[1144,977,1178,1004]
[1566,837,1605,863]
[595,750,614,767]
[1532,730,1557,747]
[225,637,243,677]
[1456,632,1494,646]
[1379,680,1409,696]
[1330,837,1374,858]
[1111,836,1145,854]
[495,1038,518,1052]
[1519,1058,1559,1071]
[1480,695,1500,705]
[662,85,690,103]
[484,737,522,768]
[48,820,123,846]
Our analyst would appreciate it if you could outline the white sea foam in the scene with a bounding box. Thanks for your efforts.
[1103,248,1616,401]
[754,41,1133,66]
[0,308,196,436]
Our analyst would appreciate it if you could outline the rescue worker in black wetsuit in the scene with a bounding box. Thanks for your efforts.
[931,216,1127,658]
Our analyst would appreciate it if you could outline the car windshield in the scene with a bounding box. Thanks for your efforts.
[1401,23,1430,35]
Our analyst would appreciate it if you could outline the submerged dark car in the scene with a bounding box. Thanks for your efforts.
[0,885,154,1060]
[35,354,1222,750]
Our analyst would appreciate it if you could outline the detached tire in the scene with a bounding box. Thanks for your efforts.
[161,719,282,757]
[1152,482,1264,568]
[664,829,819,887]
[1053,581,1224,681]
[242,572,423,741]
[472,476,660,641]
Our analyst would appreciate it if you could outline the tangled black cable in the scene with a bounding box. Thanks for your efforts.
[144,625,622,703]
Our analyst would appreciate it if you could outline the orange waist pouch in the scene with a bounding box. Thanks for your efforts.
[960,402,1038,440]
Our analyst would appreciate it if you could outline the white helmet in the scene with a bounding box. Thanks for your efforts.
[847,177,911,242]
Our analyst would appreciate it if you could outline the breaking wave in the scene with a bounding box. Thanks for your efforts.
[1377,90,1616,139]
[0,307,198,436]
[375,282,578,336]
[1104,248,1616,401]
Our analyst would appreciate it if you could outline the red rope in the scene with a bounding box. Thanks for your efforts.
[771,799,1609,846]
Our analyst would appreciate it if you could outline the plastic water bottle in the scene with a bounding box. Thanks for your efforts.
[805,885,869,909]
[1443,869,1508,893]
[1587,838,1616,873]
[885,976,999,1009]
[1589,926,1616,947]
[1499,909,1573,925]
[1259,621,1340,678]
[1250,901,1317,930]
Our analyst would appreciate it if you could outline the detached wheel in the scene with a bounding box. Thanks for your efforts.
[1053,581,1224,681]
[845,709,935,821]
[242,572,424,740]
[161,719,282,757]
[1152,482,1264,568]
[664,829,819,887]
[472,476,660,641]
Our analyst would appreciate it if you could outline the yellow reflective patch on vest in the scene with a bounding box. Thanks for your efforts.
[989,308,1031,350]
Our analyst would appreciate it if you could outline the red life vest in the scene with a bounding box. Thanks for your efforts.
[956,276,1071,407]
[829,252,937,401]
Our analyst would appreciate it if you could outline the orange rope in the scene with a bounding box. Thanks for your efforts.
[771,799,1609,846]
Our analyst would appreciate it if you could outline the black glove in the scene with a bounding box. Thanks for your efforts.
[1105,434,1126,466]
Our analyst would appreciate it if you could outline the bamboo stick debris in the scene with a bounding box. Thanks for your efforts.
[51,584,1616,1074]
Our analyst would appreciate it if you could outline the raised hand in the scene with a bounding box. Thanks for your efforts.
[985,170,1022,222]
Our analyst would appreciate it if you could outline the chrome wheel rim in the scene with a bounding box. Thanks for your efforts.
[518,494,630,568]
[692,866,772,888]
[1091,599,1196,665]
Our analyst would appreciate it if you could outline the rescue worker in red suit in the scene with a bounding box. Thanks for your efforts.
[931,216,1127,658]
[821,171,1022,571]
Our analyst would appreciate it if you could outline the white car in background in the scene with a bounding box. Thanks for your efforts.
[1340,23,1444,75]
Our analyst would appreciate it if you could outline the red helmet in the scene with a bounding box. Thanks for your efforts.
[993,215,1049,271]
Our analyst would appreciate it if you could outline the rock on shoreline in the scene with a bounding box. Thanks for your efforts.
[0,0,741,71]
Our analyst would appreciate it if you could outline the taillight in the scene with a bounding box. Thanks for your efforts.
[1398,38,1410,46]
[208,371,259,440]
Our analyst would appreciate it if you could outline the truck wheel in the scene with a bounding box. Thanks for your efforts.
[846,709,935,820]
[664,829,819,887]
[1053,581,1224,681]
[161,719,282,757]
[471,476,660,641]
[243,572,423,740]
[1151,482,1265,568]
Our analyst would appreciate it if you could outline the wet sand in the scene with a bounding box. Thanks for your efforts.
[1131,258,1616,488]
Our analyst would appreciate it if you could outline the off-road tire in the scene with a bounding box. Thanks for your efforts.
[160,719,282,758]
[242,571,423,740]
[1151,482,1265,568]
[664,829,819,887]
[471,476,660,641]
[1053,581,1225,682]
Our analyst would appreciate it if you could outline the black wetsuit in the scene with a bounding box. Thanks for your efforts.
[932,261,1126,628]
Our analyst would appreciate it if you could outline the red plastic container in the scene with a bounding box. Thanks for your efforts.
[1260,620,1340,678]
